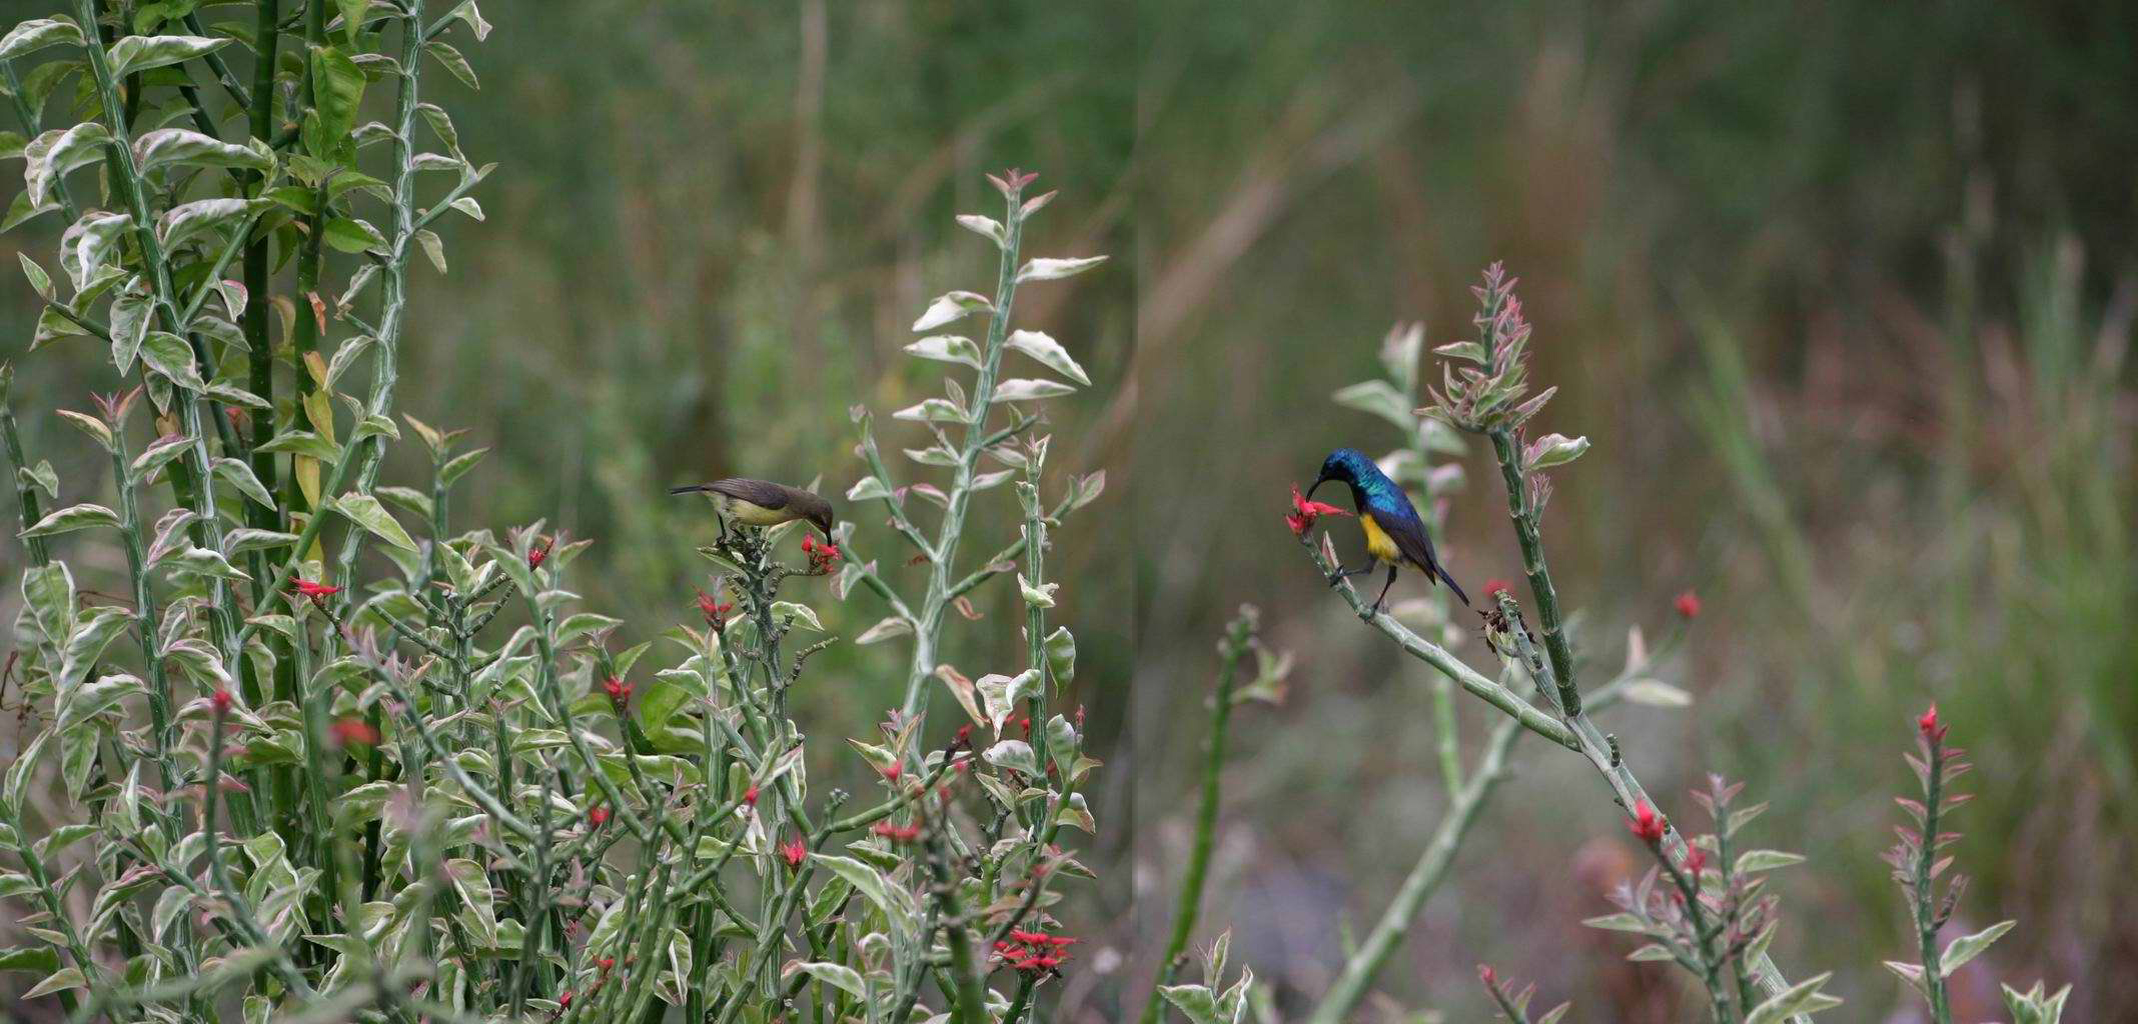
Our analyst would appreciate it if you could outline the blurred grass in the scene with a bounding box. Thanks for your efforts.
[3,0,2134,1021]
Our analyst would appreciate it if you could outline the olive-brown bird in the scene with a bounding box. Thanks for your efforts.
[669,479,835,543]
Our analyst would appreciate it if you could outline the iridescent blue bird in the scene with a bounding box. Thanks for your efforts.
[1308,448,1470,612]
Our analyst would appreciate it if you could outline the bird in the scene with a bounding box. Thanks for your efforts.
[669,478,835,543]
[1307,447,1470,613]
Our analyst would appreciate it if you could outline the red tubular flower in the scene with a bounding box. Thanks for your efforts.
[880,760,903,783]
[1284,483,1353,535]
[559,990,573,1009]
[291,579,341,599]
[779,836,808,869]
[588,806,610,828]
[1674,590,1702,619]
[1479,964,1498,986]
[1483,578,1514,599]
[603,677,632,703]
[871,822,922,843]
[1627,801,1667,843]
[329,718,381,748]
[1918,703,1946,742]
[802,535,842,571]
[598,957,614,973]
[743,785,759,807]
[696,588,734,626]
[211,688,233,714]
[528,539,552,569]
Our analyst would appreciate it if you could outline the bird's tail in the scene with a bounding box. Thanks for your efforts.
[1440,567,1471,608]
[668,484,711,495]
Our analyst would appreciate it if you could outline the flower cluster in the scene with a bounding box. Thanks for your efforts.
[779,836,808,870]
[602,676,633,707]
[1285,483,1352,536]
[696,587,733,627]
[871,821,923,843]
[802,534,842,571]
[1626,800,1667,843]
[994,929,1076,976]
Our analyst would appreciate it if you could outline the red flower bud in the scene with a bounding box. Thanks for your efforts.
[1483,579,1513,599]
[1917,703,1946,742]
[743,785,759,807]
[528,540,551,569]
[598,957,614,972]
[328,717,381,748]
[1683,847,1708,876]
[211,688,233,714]
[1627,800,1667,843]
[779,836,808,869]
[588,806,610,828]
[559,990,573,1008]
[603,677,631,702]
[1674,590,1702,619]
[292,579,342,599]
[880,760,903,783]
[1478,964,1497,986]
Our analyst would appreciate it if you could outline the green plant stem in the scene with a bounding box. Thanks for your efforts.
[1916,738,1951,1024]
[0,369,49,567]
[1301,535,1577,749]
[1485,428,1581,715]
[243,0,280,538]
[921,805,990,1024]
[901,182,1028,718]
[1307,715,1521,1024]
[1139,614,1253,1024]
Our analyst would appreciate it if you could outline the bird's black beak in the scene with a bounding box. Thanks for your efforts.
[1306,474,1332,501]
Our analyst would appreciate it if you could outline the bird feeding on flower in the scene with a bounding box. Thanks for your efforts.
[668,478,835,544]
[1308,447,1471,613]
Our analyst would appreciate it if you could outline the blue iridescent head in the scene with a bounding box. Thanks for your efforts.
[1309,447,1380,500]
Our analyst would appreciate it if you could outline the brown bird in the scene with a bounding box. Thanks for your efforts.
[669,479,835,543]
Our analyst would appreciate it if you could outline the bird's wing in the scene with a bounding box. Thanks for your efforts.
[703,478,796,509]
[1370,503,1471,607]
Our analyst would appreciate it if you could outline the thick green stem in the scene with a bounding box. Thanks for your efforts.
[901,183,1028,717]
[0,368,49,567]
[1139,615,1252,1024]
[1916,739,1951,1024]
[1307,716,1522,1024]
[1486,428,1580,715]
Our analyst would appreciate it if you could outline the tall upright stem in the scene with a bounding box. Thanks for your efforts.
[902,184,1027,717]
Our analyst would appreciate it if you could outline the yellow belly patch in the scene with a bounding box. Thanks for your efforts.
[717,496,789,526]
[1360,515,1401,563]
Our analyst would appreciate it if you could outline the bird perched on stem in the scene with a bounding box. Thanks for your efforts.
[669,479,835,544]
[1308,448,1470,612]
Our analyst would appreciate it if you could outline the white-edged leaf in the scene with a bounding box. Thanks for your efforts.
[1939,920,2015,977]
[0,17,84,62]
[992,378,1076,403]
[911,291,992,332]
[1527,432,1591,470]
[331,493,418,552]
[107,34,230,77]
[1745,971,1841,1024]
[1331,379,1415,430]
[1621,679,1692,707]
[904,334,981,368]
[954,214,1005,247]
[1733,850,1807,874]
[853,616,913,646]
[1005,329,1089,385]
[134,129,274,174]
[138,332,206,391]
[1015,255,1107,283]
[21,502,120,538]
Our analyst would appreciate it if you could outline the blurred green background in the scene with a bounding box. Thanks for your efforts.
[4,0,2135,1021]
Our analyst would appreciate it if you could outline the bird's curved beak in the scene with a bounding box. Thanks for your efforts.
[1306,474,1332,501]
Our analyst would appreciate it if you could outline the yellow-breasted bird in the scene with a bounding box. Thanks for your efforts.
[1309,447,1470,612]
[669,479,835,543]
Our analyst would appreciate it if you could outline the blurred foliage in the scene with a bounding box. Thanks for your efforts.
[3,0,2132,1021]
